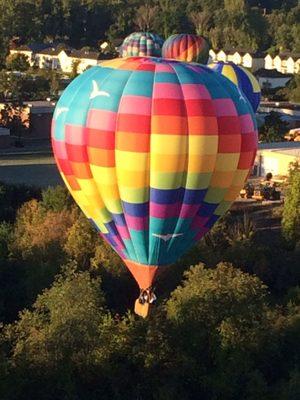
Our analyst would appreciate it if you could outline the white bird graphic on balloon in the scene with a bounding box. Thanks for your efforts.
[152,233,183,242]
[90,80,110,99]
[55,107,69,118]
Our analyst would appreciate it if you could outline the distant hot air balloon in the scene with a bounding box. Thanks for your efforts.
[162,33,210,64]
[51,58,257,316]
[120,32,164,57]
[208,61,261,113]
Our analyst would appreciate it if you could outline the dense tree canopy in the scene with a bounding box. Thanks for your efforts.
[0,0,299,67]
[0,181,298,398]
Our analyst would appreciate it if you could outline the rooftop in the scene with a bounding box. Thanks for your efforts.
[255,68,293,78]
[258,141,300,150]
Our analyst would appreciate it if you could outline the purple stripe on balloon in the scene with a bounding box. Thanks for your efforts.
[122,201,148,217]
[104,221,119,236]
[191,215,210,230]
[204,214,220,229]
[111,213,126,226]
[150,188,184,204]
[198,203,218,217]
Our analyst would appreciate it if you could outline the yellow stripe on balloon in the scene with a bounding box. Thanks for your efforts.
[222,65,238,85]
[151,134,188,155]
[115,151,149,172]
[117,187,149,203]
[189,136,218,155]
[215,153,240,171]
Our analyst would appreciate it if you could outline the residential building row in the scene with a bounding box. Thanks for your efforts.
[209,49,300,74]
[9,44,300,76]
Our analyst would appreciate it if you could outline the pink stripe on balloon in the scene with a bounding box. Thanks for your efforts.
[150,202,181,218]
[153,83,183,99]
[155,63,175,73]
[240,114,255,134]
[126,215,149,231]
[52,139,68,159]
[179,204,200,218]
[112,235,125,250]
[116,224,131,240]
[194,226,210,241]
[119,95,152,115]
[181,84,211,100]
[65,124,88,145]
[213,99,238,116]
[87,109,117,131]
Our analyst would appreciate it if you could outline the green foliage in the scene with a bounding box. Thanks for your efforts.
[41,186,73,212]
[5,53,30,72]
[282,164,300,245]
[259,111,288,143]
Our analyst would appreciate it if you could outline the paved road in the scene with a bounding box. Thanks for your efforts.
[0,153,63,188]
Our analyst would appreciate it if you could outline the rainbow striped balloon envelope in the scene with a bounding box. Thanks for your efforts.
[52,57,257,295]
[162,34,210,64]
[208,61,261,113]
[120,32,164,57]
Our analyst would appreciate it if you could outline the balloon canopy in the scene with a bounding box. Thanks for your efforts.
[120,32,164,58]
[208,62,261,113]
[52,57,257,294]
[162,33,210,64]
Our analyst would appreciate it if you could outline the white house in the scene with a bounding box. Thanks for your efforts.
[10,44,99,74]
[264,54,274,70]
[242,52,265,72]
[209,49,217,62]
[216,50,227,62]
[9,43,50,67]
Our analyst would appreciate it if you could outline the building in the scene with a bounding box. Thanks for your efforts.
[267,53,300,74]
[0,101,56,139]
[10,44,100,74]
[0,127,12,148]
[242,51,265,72]
[9,43,49,67]
[255,142,300,177]
[212,49,265,71]
[255,68,293,89]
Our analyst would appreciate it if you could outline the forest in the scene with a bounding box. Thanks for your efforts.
[0,0,300,68]
[0,163,299,399]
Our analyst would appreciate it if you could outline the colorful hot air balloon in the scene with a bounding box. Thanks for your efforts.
[120,32,164,57]
[51,57,257,316]
[162,33,210,64]
[208,61,261,113]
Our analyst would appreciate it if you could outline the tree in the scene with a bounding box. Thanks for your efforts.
[69,59,80,79]
[5,53,30,72]
[282,163,300,245]
[64,212,99,266]
[41,186,73,213]
[135,4,158,31]
[190,10,211,36]
[259,111,288,142]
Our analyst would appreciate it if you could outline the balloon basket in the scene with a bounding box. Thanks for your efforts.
[134,298,152,318]
[134,287,157,318]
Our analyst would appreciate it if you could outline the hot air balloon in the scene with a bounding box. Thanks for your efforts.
[162,33,210,64]
[120,32,164,57]
[51,57,257,316]
[208,61,261,113]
